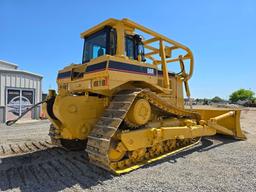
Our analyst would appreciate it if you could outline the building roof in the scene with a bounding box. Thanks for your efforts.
[0,60,43,78]
[0,60,18,69]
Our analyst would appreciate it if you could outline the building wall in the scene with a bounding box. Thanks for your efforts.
[0,106,5,123]
[0,72,42,122]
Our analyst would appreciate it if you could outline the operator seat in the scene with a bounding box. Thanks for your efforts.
[98,48,104,57]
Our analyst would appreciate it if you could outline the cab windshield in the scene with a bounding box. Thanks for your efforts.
[82,27,116,63]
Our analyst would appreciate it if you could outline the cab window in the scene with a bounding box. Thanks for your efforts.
[83,30,107,62]
[125,36,135,59]
[82,27,116,63]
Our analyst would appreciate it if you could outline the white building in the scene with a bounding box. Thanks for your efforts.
[0,60,43,123]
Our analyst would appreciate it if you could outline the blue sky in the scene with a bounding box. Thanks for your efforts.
[1,0,255,99]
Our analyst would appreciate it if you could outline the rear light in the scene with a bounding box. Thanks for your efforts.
[93,77,108,87]
[93,80,99,87]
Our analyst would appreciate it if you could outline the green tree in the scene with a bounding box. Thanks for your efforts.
[211,96,223,103]
[229,89,255,103]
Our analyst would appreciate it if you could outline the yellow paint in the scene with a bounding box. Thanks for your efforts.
[120,125,215,151]
[193,108,245,139]
[114,138,201,174]
[42,18,245,173]
[126,99,151,126]
[43,17,245,141]
[50,95,105,140]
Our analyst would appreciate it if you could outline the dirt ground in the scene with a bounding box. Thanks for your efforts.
[0,108,255,192]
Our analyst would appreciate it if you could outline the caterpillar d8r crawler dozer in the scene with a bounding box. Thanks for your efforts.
[42,18,246,174]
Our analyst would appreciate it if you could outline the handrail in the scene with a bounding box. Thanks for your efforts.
[122,18,194,81]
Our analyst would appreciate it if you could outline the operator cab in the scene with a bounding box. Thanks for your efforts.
[82,26,146,63]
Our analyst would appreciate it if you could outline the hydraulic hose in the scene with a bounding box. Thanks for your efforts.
[6,99,49,126]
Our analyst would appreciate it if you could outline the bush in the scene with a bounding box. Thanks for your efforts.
[229,89,255,103]
[211,96,223,103]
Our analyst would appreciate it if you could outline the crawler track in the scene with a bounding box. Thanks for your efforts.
[0,140,55,157]
[86,89,201,174]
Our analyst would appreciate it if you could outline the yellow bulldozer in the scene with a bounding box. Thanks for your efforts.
[9,18,245,174]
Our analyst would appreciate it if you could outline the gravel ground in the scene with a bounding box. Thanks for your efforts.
[0,120,50,145]
[0,108,255,192]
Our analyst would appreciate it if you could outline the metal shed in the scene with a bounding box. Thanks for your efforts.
[0,60,43,123]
